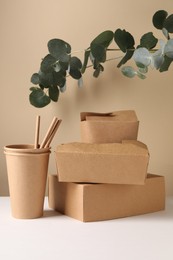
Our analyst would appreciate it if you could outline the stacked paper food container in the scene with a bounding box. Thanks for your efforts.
[48,110,165,222]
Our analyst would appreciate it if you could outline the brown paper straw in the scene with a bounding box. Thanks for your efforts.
[40,117,58,148]
[44,119,62,148]
[34,115,40,149]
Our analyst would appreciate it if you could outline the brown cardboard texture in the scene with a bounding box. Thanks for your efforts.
[4,144,50,219]
[48,174,165,222]
[80,110,139,143]
[55,140,149,184]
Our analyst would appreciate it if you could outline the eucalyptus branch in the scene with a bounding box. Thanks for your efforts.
[29,9,173,108]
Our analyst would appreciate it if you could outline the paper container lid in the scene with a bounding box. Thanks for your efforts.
[4,144,51,154]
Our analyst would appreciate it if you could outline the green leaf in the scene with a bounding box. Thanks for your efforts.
[31,73,40,85]
[133,47,151,67]
[140,32,158,50]
[69,56,82,79]
[49,85,59,102]
[93,58,100,70]
[159,56,173,72]
[164,39,173,58]
[39,71,54,87]
[69,69,82,79]
[152,50,164,70]
[48,39,71,62]
[81,49,90,74]
[117,50,134,68]
[40,54,57,73]
[121,66,136,78]
[136,62,148,73]
[90,43,106,62]
[70,56,82,69]
[163,14,173,33]
[114,29,135,53]
[53,71,66,88]
[93,64,104,78]
[136,71,146,79]
[90,31,113,64]
[29,88,51,108]
[59,61,69,71]
[152,10,168,29]
[91,30,114,48]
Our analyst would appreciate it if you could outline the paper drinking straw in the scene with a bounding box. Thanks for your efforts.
[34,115,40,149]
[44,119,62,148]
[40,117,58,148]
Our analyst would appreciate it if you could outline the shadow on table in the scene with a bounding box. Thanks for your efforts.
[43,209,63,218]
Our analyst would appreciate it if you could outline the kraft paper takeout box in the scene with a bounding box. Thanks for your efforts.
[55,140,149,185]
[80,110,139,143]
[48,174,165,222]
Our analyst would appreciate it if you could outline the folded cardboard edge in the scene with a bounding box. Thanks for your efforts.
[80,110,138,121]
[56,140,149,155]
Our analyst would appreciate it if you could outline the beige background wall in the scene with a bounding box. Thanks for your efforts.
[0,0,173,195]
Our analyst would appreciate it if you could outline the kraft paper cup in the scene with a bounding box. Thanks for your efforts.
[4,144,51,219]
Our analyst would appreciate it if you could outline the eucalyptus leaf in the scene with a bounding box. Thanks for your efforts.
[70,56,82,69]
[90,31,113,64]
[93,58,100,70]
[163,14,173,33]
[59,61,69,71]
[39,71,54,87]
[140,32,158,50]
[121,66,136,78]
[69,69,81,79]
[138,67,148,74]
[40,54,57,73]
[136,71,146,79]
[159,56,173,72]
[69,56,82,79]
[136,63,148,73]
[93,64,104,78]
[29,88,51,108]
[54,63,61,72]
[114,29,135,53]
[152,10,168,29]
[152,50,164,69]
[164,39,173,58]
[53,71,66,87]
[31,73,40,85]
[48,39,71,62]
[133,47,151,67]
[91,43,106,62]
[49,85,59,102]
[117,50,134,68]
[91,30,114,48]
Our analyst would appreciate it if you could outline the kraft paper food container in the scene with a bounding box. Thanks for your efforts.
[80,110,139,143]
[48,174,165,222]
[4,144,51,219]
[55,140,149,185]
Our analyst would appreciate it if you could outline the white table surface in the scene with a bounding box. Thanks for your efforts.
[0,197,173,260]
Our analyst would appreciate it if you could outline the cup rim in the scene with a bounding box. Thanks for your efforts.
[4,144,51,154]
